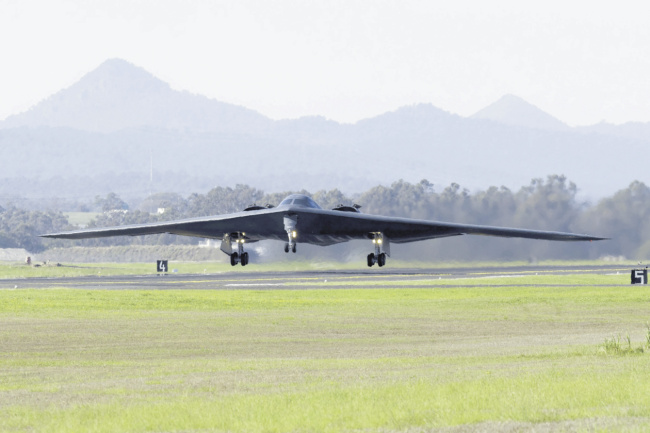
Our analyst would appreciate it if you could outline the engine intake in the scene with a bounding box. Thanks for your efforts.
[243,204,275,211]
[332,204,361,213]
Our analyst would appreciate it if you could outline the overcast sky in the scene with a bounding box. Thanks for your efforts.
[1,0,649,125]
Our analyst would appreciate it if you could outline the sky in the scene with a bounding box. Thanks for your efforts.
[1,0,649,126]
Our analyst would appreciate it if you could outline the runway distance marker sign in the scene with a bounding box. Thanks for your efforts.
[157,260,168,273]
[631,269,647,284]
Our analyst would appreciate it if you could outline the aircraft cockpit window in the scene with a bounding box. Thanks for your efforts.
[293,197,321,208]
[279,196,321,208]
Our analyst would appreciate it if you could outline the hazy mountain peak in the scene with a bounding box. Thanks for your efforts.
[471,94,569,131]
[76,58,170,96]
[0,58,270,133]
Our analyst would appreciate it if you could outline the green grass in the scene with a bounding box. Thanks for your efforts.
[1,276,650,431]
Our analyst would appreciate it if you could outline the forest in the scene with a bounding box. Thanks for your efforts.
[1,175,648,262]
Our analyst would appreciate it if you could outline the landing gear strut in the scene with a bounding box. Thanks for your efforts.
[367,233,389,267]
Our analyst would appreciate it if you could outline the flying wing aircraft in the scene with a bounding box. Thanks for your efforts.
[41,194,605,267]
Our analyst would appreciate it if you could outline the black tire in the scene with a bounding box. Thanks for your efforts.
[367,253,375,267]
[284,243,289,253]
[241,252,249,266]
[378,253,386,267]
[292,243,297,253]
[230,252,239,266]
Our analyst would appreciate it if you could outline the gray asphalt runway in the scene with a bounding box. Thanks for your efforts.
[0,264,634,290]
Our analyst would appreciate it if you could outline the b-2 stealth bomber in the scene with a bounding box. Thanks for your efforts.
[42,194,605,267]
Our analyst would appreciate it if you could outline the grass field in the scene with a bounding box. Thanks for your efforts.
[1,269,649,431]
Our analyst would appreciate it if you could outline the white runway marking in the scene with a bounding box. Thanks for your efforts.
[225,283,286,287]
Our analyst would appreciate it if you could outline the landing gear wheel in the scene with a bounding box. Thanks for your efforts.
[284,243,289,253]
[292,243,297,253]
[378,252,386,267]
[230,252,239,266]
[367,253,376,267]
[241,252,249,266]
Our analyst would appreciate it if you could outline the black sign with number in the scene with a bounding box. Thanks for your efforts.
[631,269,647,284]
[157,260,168,273]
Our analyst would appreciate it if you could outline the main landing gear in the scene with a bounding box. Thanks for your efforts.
[230,237,249,266]
[221,233,249,266]
[367,233,388,267]
[230,250,249,266]
[367,252,387,267]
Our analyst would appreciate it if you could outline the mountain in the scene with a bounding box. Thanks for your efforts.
[1,59,650,206]
[0,59,272,133]
[471,94,569,131]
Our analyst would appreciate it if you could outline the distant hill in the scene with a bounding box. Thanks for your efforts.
[471,94,569,131]
[0,59,272,133]
[576,121,650,143]
[2,59,650,206]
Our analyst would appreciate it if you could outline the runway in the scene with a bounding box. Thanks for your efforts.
[0,264,634,290]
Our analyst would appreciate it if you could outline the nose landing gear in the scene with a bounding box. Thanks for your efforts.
[284,214,298,254]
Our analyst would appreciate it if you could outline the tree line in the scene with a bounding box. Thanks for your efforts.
[1,175,648,261]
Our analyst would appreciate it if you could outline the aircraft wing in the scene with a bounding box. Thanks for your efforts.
[41,208,288,240]
[41,206,605,245]
[269,207,605,244]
